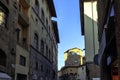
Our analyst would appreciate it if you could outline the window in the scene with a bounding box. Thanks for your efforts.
[34,33,38,49]
[16,28,20,42]
[0,6,7,30]
[46,18,48,27]
[82,67,84,70]
[48,26,50,32]
[48,50,50,59]
[41,40,44,54]
[35,62,38,70]
[74,60,78,63]
[34,0,39,14]
[46,45,48,57]
[71,52,76,55]
[17,74,27,80]
[0,49,6,66]
[41,9,45,22]
[19,55,26,66]
[41,65,43,72]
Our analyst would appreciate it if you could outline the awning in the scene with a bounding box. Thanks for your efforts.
[0,72,11,80]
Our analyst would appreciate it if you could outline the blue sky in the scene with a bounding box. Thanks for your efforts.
[53,0,85,70]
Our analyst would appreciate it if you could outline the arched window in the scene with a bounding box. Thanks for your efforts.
[0,6,7,30]
[46,18,48,27]
[41,9,45,22]
[34,0,39,14]
[48,49,50,59]
[46,45,48,57]
[41,40,44,54]
[34,33,38,49]
[0,49,7,66]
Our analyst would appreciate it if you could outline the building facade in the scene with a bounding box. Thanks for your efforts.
[58,48,84,80]
[95,0,120,80]
[0,0,59,80]
[59,66,79,80]
[14,0,30,80]
[80,0,100,80]
[29,0,59,80]
[64,48,84,66]
[0,0,17,79]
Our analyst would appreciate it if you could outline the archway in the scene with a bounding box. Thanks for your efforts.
[0,49,7,66]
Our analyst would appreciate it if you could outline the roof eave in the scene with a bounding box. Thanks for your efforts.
[52,20,60,43]
[80,0,85,35]
[46,0,57,17]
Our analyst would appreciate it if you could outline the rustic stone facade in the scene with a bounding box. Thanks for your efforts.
[0,0,17,79]
[0,0,59,80]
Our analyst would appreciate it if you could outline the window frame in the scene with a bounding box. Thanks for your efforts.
[41,9,45,23]
[34,33,39,49]
[41,40,44,54]
[0,6,7,30]
[0,49,7,66]
[34,0,39,14]
[19,55,26,66]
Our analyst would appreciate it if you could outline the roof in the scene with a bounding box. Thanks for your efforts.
[64,47,83,56]
[52,20,60,43]
[46,0,57,17]
[80,0,84,35]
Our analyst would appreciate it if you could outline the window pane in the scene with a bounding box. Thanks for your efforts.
[0,8,6,29]
[19,55,26,66]
[34,0,39,14]
[34,33,38,49]
[41,40,44,53]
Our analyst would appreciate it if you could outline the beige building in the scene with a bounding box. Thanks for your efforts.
[59,48,84,80]
[64,48,84,66]
[80,0,100,80]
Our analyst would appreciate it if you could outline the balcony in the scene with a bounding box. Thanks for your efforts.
[19,0,30,8]
[18,11,29,27]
